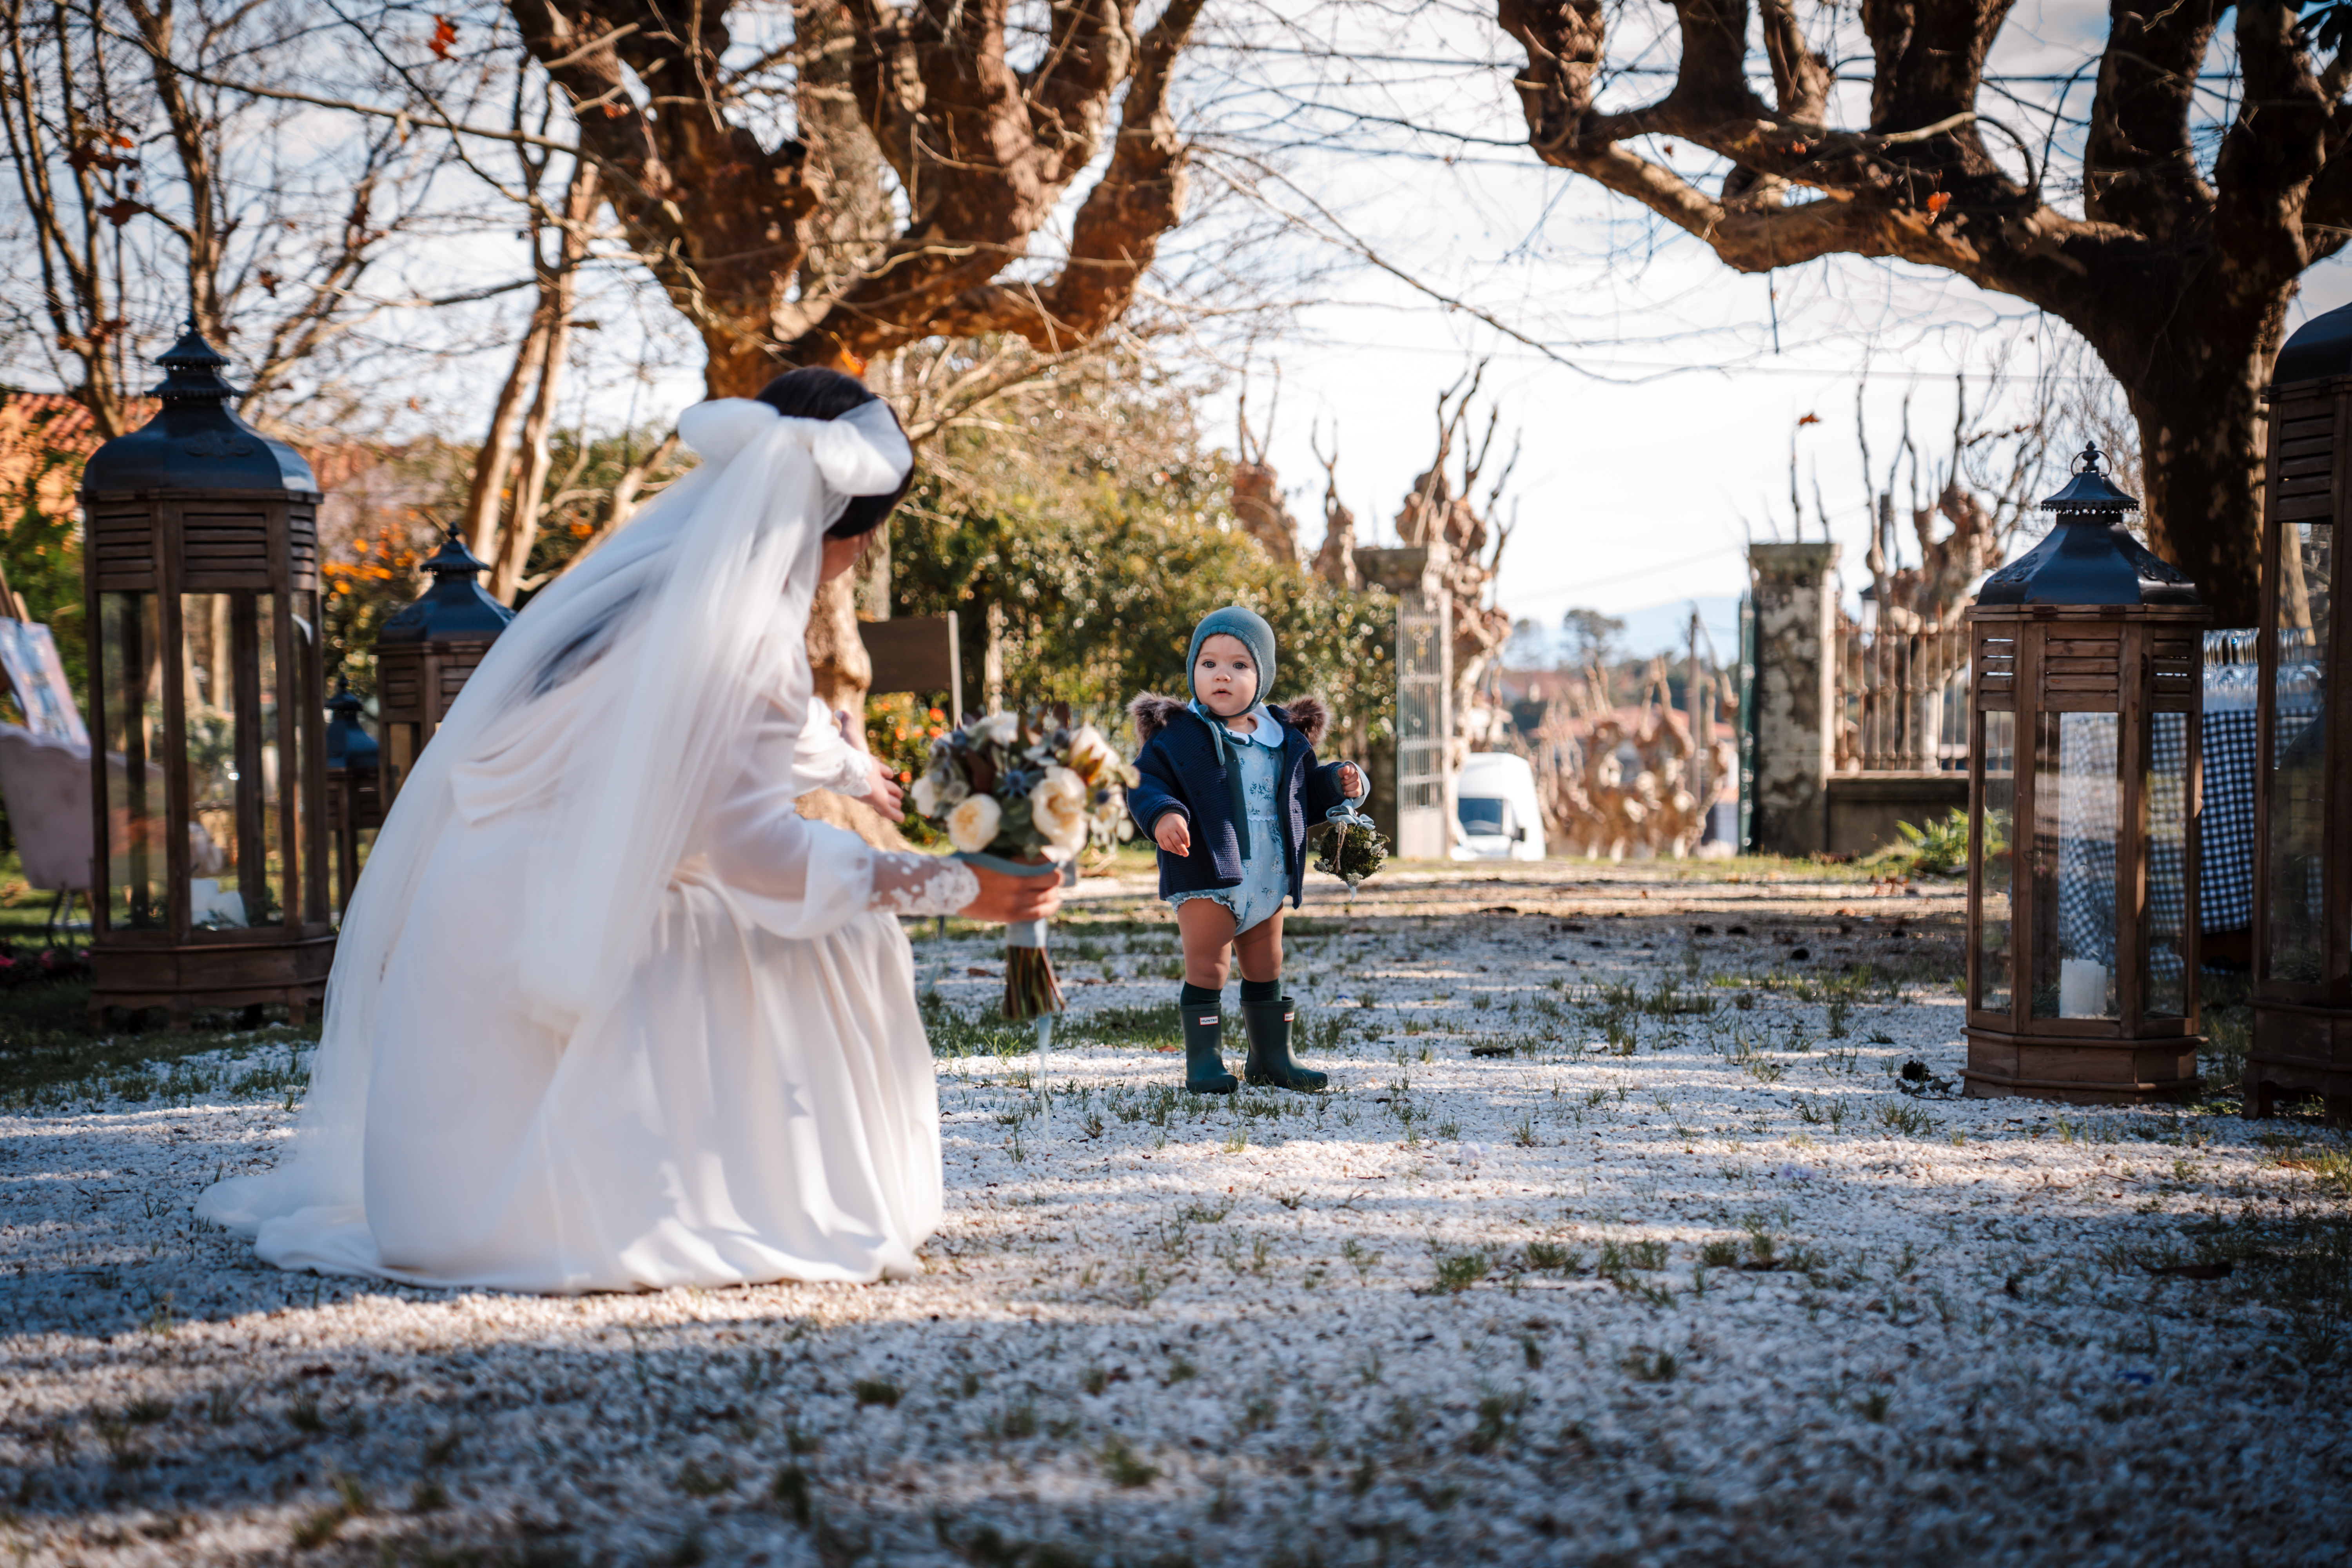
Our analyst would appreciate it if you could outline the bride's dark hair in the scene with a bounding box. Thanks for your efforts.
[754,367,913,539]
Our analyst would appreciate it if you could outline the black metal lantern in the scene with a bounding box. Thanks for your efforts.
[2247,305,2352,1123]
[372,525,512,807]
[322,676,382,914]
[78,325,333,1028]
[1961,444,2210,1103]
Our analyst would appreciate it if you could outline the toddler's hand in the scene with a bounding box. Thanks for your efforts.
[1154,813,1192,857]
[1338,762,1365,799]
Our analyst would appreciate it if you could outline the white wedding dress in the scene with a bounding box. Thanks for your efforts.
[199,396,975,1293]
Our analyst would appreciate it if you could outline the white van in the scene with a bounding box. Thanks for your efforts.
[1452,752,1546,861]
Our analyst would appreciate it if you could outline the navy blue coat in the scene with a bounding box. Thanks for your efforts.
[1125,693,1356,908]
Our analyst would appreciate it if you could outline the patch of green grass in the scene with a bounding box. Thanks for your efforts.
[1099,1434,1160,1487]
[675,1457,733,1496]
[2174,1201,2352,1368]
[1621,1346,1679,1382]
[1073,1002,1183,1051]
[918,996,1033,1059]
[1430,1247,1489,1294]
[1523,1240,1585,1275]
[1859,808,1971,879]
[1875,1100,1936,1137]
[0,973,321,1109]
[1465,1386,1526,1454]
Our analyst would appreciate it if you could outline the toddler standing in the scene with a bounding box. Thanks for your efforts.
[1127,607,1367,1093]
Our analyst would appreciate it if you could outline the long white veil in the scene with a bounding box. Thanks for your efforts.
[199,396,913,1233]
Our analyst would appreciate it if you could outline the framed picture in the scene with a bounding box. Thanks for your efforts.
[0,619,87,746]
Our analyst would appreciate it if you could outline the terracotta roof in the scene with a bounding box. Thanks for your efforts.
[0,392,408,512]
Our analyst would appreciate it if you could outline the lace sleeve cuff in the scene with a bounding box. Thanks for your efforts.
[829,750,875,797]
[870,852,978,917]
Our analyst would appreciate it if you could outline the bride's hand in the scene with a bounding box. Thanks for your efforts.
[960,865,1063,924]
[865,756,905,821]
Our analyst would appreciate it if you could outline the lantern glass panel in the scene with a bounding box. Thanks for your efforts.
[293,595,319,921]
[2263,519,2332,984]
[2031,710,2121,1020]
[2145,711,2190,1018]
[1974,709,2016,1013]
[384,720,418,803]
[181,592,283,929]
[98,591,164,930]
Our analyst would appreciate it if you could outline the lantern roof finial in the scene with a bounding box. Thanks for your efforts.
[2037,443,2141,515]
[417,523,495,581]
[151,322,237,402]
[377,518,516,646]
[1975,435,2198,607]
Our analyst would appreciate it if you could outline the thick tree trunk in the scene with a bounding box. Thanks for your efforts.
[461,320,551,563]
[2125,377,2268,630]
[2087,304,2287,628]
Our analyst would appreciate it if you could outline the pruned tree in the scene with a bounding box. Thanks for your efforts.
[1494,0,2352,622]
[1307,420,1359,589]
[1851,371,2054,634]
[1229,367,1299,563]
[1391,364,1517,756]
[506,0,1206,392]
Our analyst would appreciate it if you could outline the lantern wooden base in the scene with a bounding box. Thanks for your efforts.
[88,934,335,1033]
[1961,1026,2202,1105]
[2245,1002,2352,1124]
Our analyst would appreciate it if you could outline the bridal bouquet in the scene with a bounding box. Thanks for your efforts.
[911,708,1138,1020]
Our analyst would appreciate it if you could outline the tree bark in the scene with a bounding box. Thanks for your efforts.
[489,162,599,604]
[459,323,548,565]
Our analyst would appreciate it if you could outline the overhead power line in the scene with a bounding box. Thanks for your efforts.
[1203,44,2243,87]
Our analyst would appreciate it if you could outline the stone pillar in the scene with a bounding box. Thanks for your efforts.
[1748,542,1839,857]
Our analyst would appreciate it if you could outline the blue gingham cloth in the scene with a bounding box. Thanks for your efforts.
[2053,717,2122,973]
[2194,708,2260,934]
[2059,697,2309,962]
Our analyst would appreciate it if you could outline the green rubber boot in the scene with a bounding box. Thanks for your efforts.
[1241,997,1327,1092]
[1181,1004,1238,1095]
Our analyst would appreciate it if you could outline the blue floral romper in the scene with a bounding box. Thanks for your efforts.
[1167,703,1289,935]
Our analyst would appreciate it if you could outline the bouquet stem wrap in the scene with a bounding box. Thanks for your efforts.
[955,853,1067,1021]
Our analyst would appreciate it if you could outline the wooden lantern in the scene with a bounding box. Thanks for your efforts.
[371,526,512,808]
[78,326,333,1028]
[1962,444,2210,1103]
[2246,305,2352,1123]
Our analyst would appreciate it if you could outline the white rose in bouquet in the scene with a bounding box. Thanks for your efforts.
[1030,765,1091,855]
[911,765,967,817]
[946,793,1004,854]
[971,713,1020,747]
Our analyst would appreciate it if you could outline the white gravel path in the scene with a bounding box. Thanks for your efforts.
[2,867,2347,1566]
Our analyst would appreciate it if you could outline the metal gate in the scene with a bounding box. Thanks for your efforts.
[1737,594,1757,854]
[1394,586,1452,860]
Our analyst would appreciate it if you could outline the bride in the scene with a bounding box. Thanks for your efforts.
[198,370,1056,1292]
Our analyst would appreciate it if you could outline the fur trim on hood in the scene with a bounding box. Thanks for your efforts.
[1128,692,1331,747]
